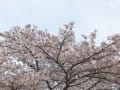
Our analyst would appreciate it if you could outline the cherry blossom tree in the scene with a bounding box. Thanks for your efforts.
[0,22,120,90]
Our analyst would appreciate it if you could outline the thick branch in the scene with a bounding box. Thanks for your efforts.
[45,80,52,90]
[86,79,100,90]
[69,41,116,71]
[56,36,67,62]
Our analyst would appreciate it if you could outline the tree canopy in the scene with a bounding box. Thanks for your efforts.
[0,22,120,90]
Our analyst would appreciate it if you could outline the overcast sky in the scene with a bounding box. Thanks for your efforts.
[0,0,120,44]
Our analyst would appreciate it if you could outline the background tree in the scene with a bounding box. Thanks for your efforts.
[0,22,120,90]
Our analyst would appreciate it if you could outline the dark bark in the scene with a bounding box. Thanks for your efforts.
[63,85,69,90]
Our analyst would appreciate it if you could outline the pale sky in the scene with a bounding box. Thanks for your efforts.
[0,0,120,44]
